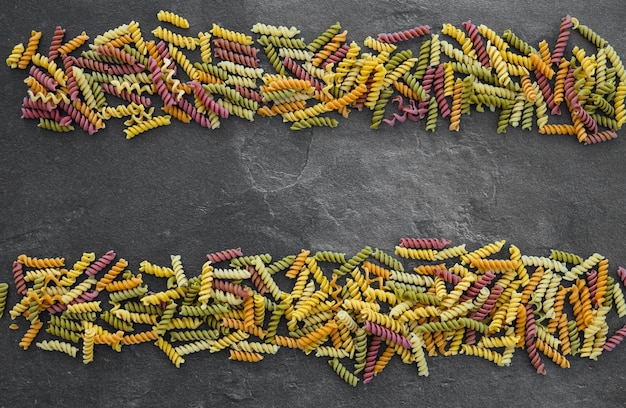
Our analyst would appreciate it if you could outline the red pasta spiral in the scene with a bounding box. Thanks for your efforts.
[72,56,110,73]
[62,55,80,101]
[585,270,599,308]
[47,302,67,315]
[377,24,430,43]
[29,66,59,91]
[470,284,503,321]
[176,96,213,128]
[190,81,229,118]
[21,107,71,126]
[398,237,451,249]
[603,324,626,351]
[282,57,323,91]
[48,25,66,61]
[534,69,559,115]
[148,57,176,107]
[58,101,98,135]
[213,47,259,68]
[154,41,176,74]
[434,268,462,285]
[68,289,99,305]
[107,63,146,76]
[97,45,136,65]
[12,261,27,296]
[85,250,117,277]
[247,265,269,296]
[363,320,411,349]
[524,303,547,375]
[552,15,573,65]
[462,20,490,68]
[363,335,382,384]
[465,328,477,346]
[22,97,55,112]
[563,68,581,111]
[417,66,437,113]
[322,43,351,69]
[212,38,260,58]
[584,130,618,145]
[433,64,450,118]
[618,267,626,287]
[235,85,263,103]
[101,83,152,107]
[573,107,598,134]
[460,270,496,303]
[207,248,244,264]
[354,75,373,110]
[211,279,252,298]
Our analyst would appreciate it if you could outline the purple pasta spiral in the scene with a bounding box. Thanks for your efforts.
[101,83,152,107]
[282,57,323,90]
[470,284,503,321]
[212,38,260,58]
[363,335,382,384]
[85,250,117,277]
[207,248,244,264]
[376,25,430,43]
[524,303,546,375]
[363,320,411,349]
[213,47,259,68]
[460,270,496,303]
[552,15,573,65]
[603,324,626,351]
[189,81,229,119]
[29,66,59,91]
[398,237,451,249]
[462,20,490,68]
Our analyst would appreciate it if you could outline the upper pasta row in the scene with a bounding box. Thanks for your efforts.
[6,13,625,143]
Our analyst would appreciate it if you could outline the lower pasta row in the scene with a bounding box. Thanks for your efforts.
[2,238,626,386]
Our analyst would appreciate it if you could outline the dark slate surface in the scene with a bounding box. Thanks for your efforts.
[1,1,625,407]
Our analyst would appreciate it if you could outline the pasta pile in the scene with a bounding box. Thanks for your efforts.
[6,12,625,143]
[4,240,626,386]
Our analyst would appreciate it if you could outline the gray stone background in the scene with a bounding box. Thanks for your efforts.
[0,0,625,406]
